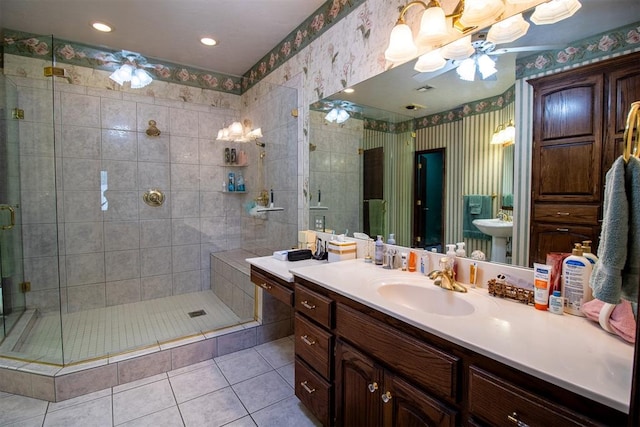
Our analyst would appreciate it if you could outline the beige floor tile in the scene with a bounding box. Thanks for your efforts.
[231,371,293,413]
[169,363,229,403]
[215,349,272,385]
[112,379,176,425]
[178,387,247,427]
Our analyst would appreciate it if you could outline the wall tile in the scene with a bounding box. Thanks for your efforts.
[63,190,102,223]
[22,223,58,258]
[171,340,216,370]
[19,155,55,192]
[138,191,171,220]
[138,134,170,162]
[141,274,173,300]
[138,161,170,190]
[102,129,137,161]
[24,256,60,290]
[66,283,106,312]
[104,191,139,222]
[104,221,140,251]
[55,364,117,401]
[66,252,105,286]
[137,103,169,133]
[172,217,201,245]
[116,349,171,384]
[139,219,171,248]
[61,125,101,159]
[19,121,55,157]
[60,92,100,127]
[64,222,103,254]
[169,108,199,137]
[171,163,200,190]
[105,249,140,281]
[170,135,199,164]
[172,269,202,294]
[62,158,100,191]
[217,329,257,357]
[106,278,141,306]
[20,191,57,224]
[140,246,172,277]
[101,98,136,131]
[170,191,199,218]
[102,160,138,190]
[172,244,201,273]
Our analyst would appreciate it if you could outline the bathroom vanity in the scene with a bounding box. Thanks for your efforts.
[248,257,633,426]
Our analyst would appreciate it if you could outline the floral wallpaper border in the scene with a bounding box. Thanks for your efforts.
[515,21,640,79]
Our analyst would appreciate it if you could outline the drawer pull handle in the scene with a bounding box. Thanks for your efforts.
[301,300,316,310]
[556,228,569,232]
[381,391,392,403]
[556,212,570,216]
[259,282,272,290]
[300,335,316,346]
[368,382,378,393]
[507,412,529,427]
[300,381,316,394]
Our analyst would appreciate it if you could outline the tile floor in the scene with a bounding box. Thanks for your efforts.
[0,336,321,427]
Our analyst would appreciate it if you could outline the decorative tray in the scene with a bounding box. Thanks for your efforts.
[487,279,534,305]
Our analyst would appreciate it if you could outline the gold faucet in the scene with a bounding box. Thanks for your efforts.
[427,257,467,293]
[497,210,512,221]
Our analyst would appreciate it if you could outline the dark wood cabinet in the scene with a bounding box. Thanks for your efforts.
[335,339,456,427]
[529,52,640,265]
[250,267,293,306]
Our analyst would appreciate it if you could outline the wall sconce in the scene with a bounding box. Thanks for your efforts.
[109,53,153,88]
[491,120,515,146]
[216,119,263,142]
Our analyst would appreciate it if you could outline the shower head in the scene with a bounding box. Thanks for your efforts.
[256,141,265,147]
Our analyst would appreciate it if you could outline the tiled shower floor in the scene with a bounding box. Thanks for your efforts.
[15,290,249,364]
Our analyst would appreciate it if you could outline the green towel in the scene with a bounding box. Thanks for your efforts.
[368,199,385,238]
[468,194,482,214]
[591,157,628,303]
[622,156,640,302]
[502,193,513,208]
[462,195,491,240]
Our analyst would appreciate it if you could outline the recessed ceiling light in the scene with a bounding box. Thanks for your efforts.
[200,37,217,46]
[91,22,112,32]
[343,88,354,93]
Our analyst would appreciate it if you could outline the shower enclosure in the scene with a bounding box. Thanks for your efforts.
[0,33,296,368]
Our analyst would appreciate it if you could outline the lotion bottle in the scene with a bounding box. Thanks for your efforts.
[562,243,593,316]
[446,244,457,276]
[581,240,598,266]
[387,234,396,245]
[455,242,466,258]
[374,235,384,265]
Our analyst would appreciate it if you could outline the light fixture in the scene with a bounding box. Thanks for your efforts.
[343,88,355,94]
[530,0,582,25]
[200,37,217,46]
[414,49,447,73]
[325,107,351,124]
[109,53,153,88]
[91,21,112,32]
[216,119,263,142]
[459,0,505,28]
[384,0,469,63]
[486,13,530,44]
[491,120,515,145]
[441,35,474,61]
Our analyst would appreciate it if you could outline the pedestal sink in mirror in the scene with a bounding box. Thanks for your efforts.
[472,218,513,263]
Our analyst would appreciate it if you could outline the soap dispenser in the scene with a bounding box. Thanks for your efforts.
[581,240,598,265]
[562,243,593,316]
[455,242,466,258]
[446,244,457,276]
[374,235,384,265]
[387,234,396,245]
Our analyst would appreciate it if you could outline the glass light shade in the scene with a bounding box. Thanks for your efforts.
[130,68,153,89]
[384,23,418,63]
[531,0,582,25]
[477,54,497,79]
[336,109,350,124]
[325,108,339,122]
[216,129,225,140]
[441,35,474,60]
[503,122,516,143]
[229,121,244,138]
[487,13,530,44]
[456,57,476,81]
[414,49,446,73]
[221,128,230,140]
[109,64,133,85]
[416,6,448,47]
[247,128,263,139]
[490,125,505,144]
[459,0,505,27]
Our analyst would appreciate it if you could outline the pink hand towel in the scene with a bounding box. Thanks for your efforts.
[582,299,636,343]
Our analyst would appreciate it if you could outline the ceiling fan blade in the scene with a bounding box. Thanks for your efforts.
[490,45,565,55]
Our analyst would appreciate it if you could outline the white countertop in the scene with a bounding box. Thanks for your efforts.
[283,259,634,413]
[246,256,326,282]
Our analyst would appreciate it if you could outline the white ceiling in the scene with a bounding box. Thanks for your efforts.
[0,0,326,76]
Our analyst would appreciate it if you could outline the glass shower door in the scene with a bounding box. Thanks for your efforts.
[0,74,27,340]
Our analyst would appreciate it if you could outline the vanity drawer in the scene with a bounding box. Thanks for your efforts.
[295,313,333,379]
[533,203,599,225]
[295,283,334,328]
[468,366,597,427]
[336,303,458,401]
[251,268,293,306]
[295,357,332,427]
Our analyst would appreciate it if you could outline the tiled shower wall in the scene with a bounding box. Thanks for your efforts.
[10,63,295,314]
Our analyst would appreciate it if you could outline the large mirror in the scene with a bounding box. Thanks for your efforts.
[309,0,640,266]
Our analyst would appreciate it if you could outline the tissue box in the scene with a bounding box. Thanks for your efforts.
[272,250,288,261]
[327,240,357,263]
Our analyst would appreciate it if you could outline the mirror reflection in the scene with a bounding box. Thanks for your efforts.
[308,0,639,266]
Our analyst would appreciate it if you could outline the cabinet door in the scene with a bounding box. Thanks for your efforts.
[335,339,382,427]
[529,223,598,265]
[531,74,603,203]
[382,372,457,427]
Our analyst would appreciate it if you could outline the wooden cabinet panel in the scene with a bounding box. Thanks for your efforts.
[335,340,382,427]
[533,203,599,225]
[468,366,597,427]
[250,269,293,306]
[295,283,334,328]
[383,372,457,427]
[336,303,458,401]
[540,84,600,140]
[537,141,599,201]
[295,358,332,427]
[610,67,640,134]
[530,223,598,265]
[295,313,333,380]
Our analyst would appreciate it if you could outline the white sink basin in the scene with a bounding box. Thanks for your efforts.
[472,218,513,238]
[376,283,475,316]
